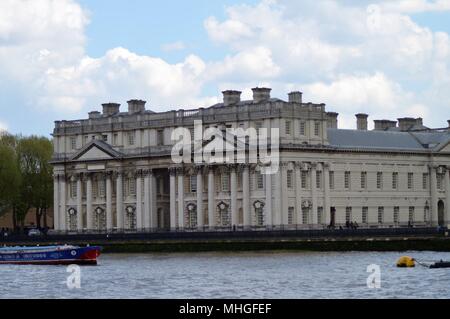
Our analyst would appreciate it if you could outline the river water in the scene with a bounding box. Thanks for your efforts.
[1,251,449,299]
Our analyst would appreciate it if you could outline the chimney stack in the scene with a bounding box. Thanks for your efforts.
[398,117,417,131]
[374,120,397,131]
[127,100,146,114]
[288,91,303,104]
[102,103,120,116]
[356,113,368,131]
[326,112,339,129]
[222,90,242,106]
[252,87,271,103]
[89,111,101,119]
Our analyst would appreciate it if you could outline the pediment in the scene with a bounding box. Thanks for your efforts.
[71,140,122,161]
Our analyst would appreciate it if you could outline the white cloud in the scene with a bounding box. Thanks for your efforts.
[161,41,186,52]
[0,120,8,132]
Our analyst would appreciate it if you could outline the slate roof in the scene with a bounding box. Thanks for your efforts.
[327,128,450,152]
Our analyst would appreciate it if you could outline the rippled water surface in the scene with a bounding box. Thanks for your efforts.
[1,251,450,299]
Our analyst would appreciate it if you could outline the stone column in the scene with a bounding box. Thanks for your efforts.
[323,162,331,226]
[281,163,289,225]
[295,163,302,225]
[149,170,157,229]
[274,166,282,226]
[53,174,60,231]
[445,167,450,225]
[230,165,238,227]
[208,166,216,229]
[76,174,83,232]
[430,165,438,225]
[242,165,251,228]
[116,171,124,231]
[311,163,318,225]
[60,175,67,231]
[106,173,113,231]
[265,171,273,227]
[136,170,143,230]
[86,174,93,231]
[144,170,151,230]
[196,166,204,229]
[177,167,185,229]
[169,168,177,230]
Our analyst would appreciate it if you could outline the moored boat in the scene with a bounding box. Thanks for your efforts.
[0,245,102,265]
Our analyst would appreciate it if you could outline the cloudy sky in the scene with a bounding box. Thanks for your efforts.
[0,0,449,136]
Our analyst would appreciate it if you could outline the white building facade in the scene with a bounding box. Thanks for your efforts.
[51,88,450,232]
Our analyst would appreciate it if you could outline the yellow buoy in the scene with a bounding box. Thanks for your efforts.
[397,256,415,268]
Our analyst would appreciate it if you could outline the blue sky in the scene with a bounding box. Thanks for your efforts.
[0,0,449,137]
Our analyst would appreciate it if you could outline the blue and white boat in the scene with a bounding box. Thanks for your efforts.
[0,245,102,265]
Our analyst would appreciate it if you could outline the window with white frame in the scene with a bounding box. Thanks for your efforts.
[377,172,383,189]
[128,178,136,196]
[299,121,306,136]
[361,172,367,189]
[344,171,351,189]
[222,174,230,192]
[408,173,414,190]
[329,171,335,189]
[392,172,398,190]
[317,207,323,224]
[378,207,384,224]
[157,129,164,146]
[302,207,309,224]
[362,207,368,224]
[345,207,352,223]
[423,173,428,190]
[113,133,118,146]
[190,175,197,193]
[285,121,292,135]
[256,172,264,190]
[71,181,77,198]
[127,131,135,146]
[301,171,308,189]
[70,137,77,150]
[288,207,295,225]
[409,207,415,223]
[287,170,294,189]
[99,179,106,198]
[316,171,322,189]
[394,207,400,224]
[314,121,320,136]
[437,174,443,190]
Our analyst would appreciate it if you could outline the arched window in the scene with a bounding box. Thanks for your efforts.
[94,207,107,231]
[68,208,77,231]
[217,202,230,227]
[125,206,136,230]
[187,203,197,229]
[253,201,265,227]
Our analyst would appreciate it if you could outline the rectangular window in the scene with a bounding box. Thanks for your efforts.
[84,135,89,145]
[285,121,292,135]
[288,207,295,225]
[377,172,383,190]
[437,174,443,190]
[345,207,352,223]
[157,130,164,146]
[408,173,414,190]
[190,175,197,193]
[378,207,384,224]
[256,172,264,190]
[127,131,135,146]
[317,207,323,224]
[301,171,308,189]
[302,208,309,224]
[394,207,400,224]
[361,172,367,189]
[362,207,368,224]
[329,171,335,190]
[344,171,351,189]
[422,173,428,190]
[99,180,106,198]
[70,137,77,150]
[392,172,398,190]
[316,171,322,189]
[71,182,77,198]
[222,174,230,192]
[409,207,415,223]
[299,121,306,136]
[287,170,294,189]
[314,121,320,136]
[113,133,118,146]
[102,134,108,142]
[129,178,136,196]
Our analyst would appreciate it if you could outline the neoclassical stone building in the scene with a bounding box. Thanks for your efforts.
[51,88,450,232]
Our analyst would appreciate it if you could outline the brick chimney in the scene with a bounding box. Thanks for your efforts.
[397,117,417,131]
[356,113,368,131]
[374,120,397,131]
[222,90,242,106]
[252,87,271,103]
[127,100,146,114]
[102,103,120,116]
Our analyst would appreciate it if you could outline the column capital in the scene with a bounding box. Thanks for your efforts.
[169,167,177,176]
[193,165,204,175]
[142,168,154,177]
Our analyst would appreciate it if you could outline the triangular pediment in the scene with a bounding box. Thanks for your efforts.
[71,140,122,161]
[193,130,248,153]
